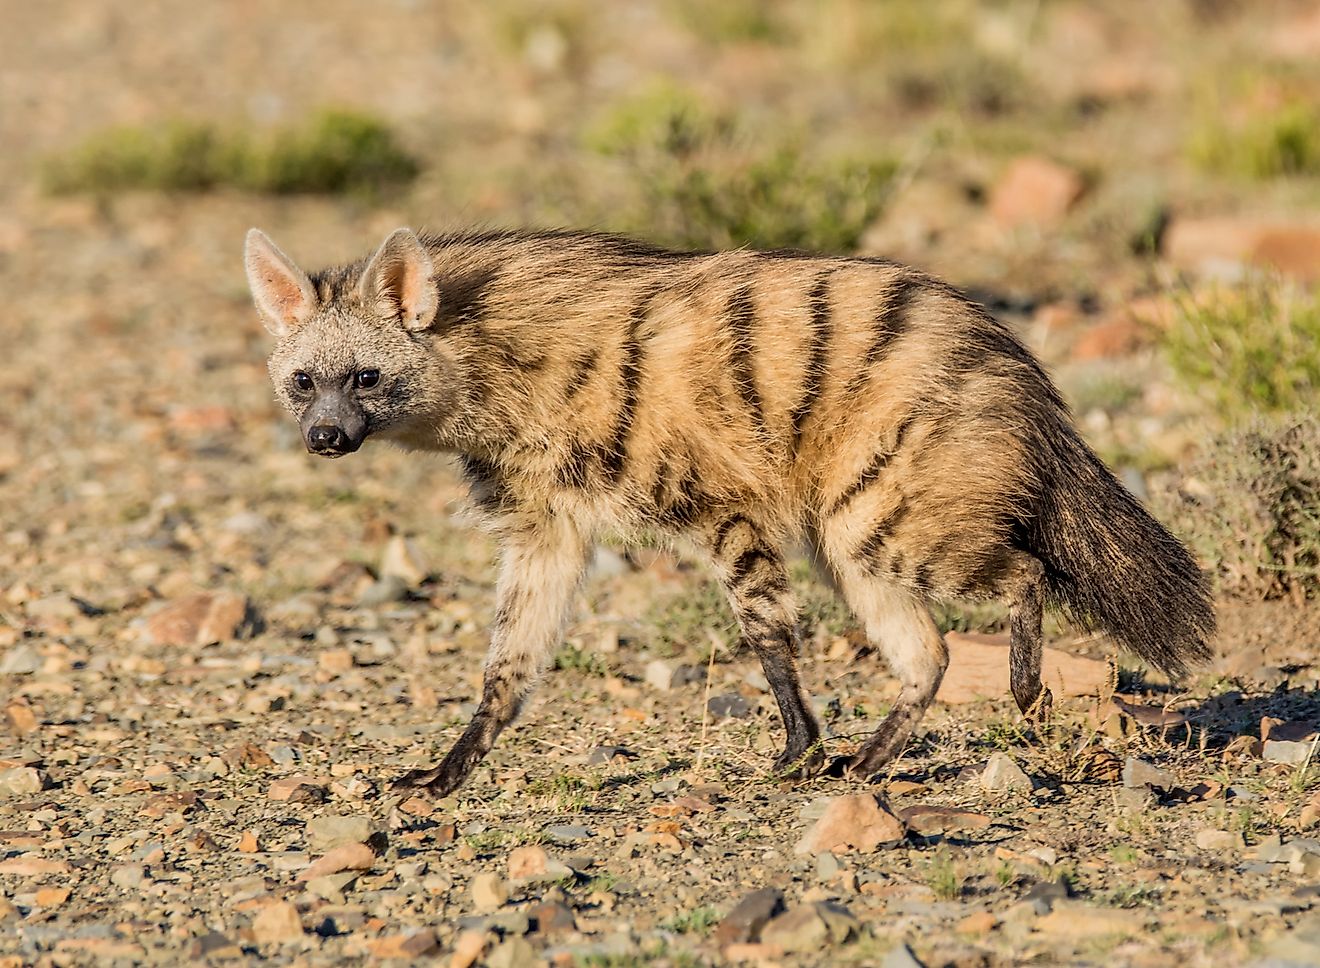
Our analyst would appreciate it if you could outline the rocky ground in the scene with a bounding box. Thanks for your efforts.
[2,2,1320,966]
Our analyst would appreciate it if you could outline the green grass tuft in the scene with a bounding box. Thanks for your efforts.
[588,85,894,253]
[1163,280,1320,416]
[1191,102,1320,179]
[42,109,418,196]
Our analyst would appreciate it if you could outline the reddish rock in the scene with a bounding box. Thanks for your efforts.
[794,795,906,856]
[143,592,256,646]
[899,805,993,835]
[937,632,1109,704]
[989,156,1085,228]
[1164,217,1320,281]
[267,776,328,803]
[168,405,235,434]
[508,845,548,880]
[251,901,303,944]
[1070,316,1151,361]
[366,929,437,959]
[295,842,375,882]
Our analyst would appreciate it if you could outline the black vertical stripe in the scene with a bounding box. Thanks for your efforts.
[790,273,834,452]
[847,275,919,397]
[564,348,599,400]
[603,289,656,484]
[726,286,764,430]
[826,415,916,516]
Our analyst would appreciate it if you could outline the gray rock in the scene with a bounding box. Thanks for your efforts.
[816,851,840,881]
[306,815,373,853]
[0,767,42,797]
[644,660,674,691]
[1260,913,1320,966]
[980,753,1033,794]
[1025,878,1070,914]
[1263,740,1316,766]
[761,905,831,953]
[707,693,752,719]
[0,645,42,675]
[714,888,786,946]
[546,825,591,844]
[471,872,508,913]
[1122,756,1175,792]
[587,746,632,766]
[671,664,707,687]
[881,943,927,968]
[357,575,408,607]
[487,936,536,968]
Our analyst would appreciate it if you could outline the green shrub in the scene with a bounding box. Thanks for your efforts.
[42,109,418,196]
[1161,415,1320,602]
[1190,102,1320,179]
[588,86,894,253]
[1163,280,1320,416]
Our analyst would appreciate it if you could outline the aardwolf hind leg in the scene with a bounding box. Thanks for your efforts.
[1008,554,1052,720]
[825,553,948,781]
[394,519,590,798]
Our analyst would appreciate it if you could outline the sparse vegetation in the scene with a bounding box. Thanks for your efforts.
[588,84,895,252]
[661,905,721,935]
[42,109,418,196]
[1164,415,1320,601]
[1163,280,1320,416]
[1191,101,1320,179]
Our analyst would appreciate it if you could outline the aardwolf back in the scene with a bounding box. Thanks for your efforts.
[245,226,1214,796]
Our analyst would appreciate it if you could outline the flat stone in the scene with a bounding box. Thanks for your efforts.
[305,815,373,853]
[1122,757,1175,792]
[1263,739,1316,766]
[527,899,576,935]
[761,905,831,953]
[251,901,303,944]
[366,929,437,959]
[1035,901,1139,940]
[938,632,1108,703]
[486,936,536,968]
[0,767,43,797]
[1195,829,1241,852]
[715,888,786,946]
[881,943,927,968]
[471,872,508,913]
[796,794,906,855]
[900,805,993,835]
[587,746,633,766]
[358,575,409,607]
[707,694,752,719]
[980,753,1033,794]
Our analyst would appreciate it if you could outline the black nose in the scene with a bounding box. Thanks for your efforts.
[307,424,348,453]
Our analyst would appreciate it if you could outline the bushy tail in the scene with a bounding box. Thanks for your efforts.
[1022,421,1215,677]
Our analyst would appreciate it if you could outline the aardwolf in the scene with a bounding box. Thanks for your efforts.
[245,226,1213,797]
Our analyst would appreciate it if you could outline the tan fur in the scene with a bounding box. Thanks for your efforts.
[248,227,1213,795]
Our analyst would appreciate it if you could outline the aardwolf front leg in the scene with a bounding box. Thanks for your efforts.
[394,517,590,797]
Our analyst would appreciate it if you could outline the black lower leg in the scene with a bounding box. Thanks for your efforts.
[751,628,823,777]
[394,674,520,797]
[1009,558,1050,718]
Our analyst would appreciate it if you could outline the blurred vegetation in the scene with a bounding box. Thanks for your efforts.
[1163,416,1320,602]
[42,109,418,196]
[1190,102,1320,179]
[587,85,895,252]
[1163,280,1320,416]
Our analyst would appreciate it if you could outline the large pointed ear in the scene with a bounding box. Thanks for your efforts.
[244,229,318,336]
[359,228,439,332]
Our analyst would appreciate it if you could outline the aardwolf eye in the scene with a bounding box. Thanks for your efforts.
[293,371,313,392]
[355,369,381,389]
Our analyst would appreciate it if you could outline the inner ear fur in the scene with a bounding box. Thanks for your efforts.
[244,228,318,336]
[360,227,439,332]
